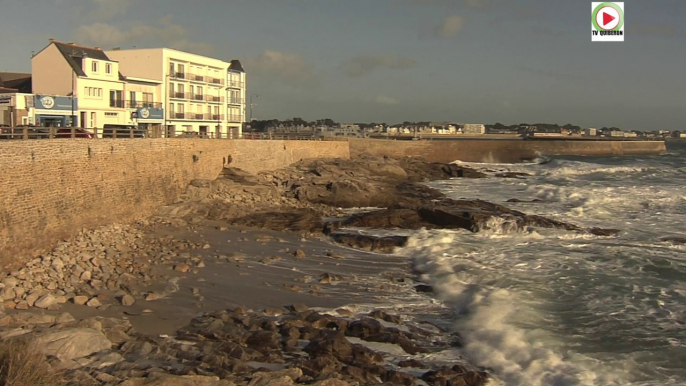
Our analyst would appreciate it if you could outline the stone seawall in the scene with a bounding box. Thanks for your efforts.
[347,138,667,163]
[0,139,349,268]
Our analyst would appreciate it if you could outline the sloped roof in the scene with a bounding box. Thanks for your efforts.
[53,42,111,77]
[0,72,32,93]
[229,60,244,72]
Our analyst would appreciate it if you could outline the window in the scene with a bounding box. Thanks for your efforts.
[90,112,96,128]
[105,112,119,117]
[129,91,136,107]
[169,103,175,113]
[96,88,102,97]
[178,104,184,114]
[169,62,175,75]
[106,63,112,74]
[143,92,153,107]
[92,61,98,73]
[109,90,123,107]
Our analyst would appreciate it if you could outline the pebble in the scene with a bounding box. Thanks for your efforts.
[120,294,135,307]
[174,263,190,273]
[86,298,102,307]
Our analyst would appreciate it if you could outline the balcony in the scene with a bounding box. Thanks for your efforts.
[209,77,224,85]
[174,112,186,119]
[127,101,163,109]
[191,74,205,82]
[174,72,185,79]
[228,80,244,88]
[228,115,243,122]
[109,100,125,108]
[206,95,224,103]
[192,94,204,101]
[228,98,244,105]
[172,92,189,99]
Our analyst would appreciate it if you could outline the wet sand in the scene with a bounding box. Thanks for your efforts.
[61,220,427,336]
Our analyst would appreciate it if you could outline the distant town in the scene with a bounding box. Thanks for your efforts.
[247,119,685,140]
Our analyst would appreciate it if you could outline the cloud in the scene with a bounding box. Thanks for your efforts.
[245,50,317,87]
[340,55,417,77]
[434,15,465,38]
[73,16,215,55]
[632,24,677,37]
[375,95,400,105]
[83,0,132,20]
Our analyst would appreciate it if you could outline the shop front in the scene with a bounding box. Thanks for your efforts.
[132,106,164,138]
[33,95,78,127]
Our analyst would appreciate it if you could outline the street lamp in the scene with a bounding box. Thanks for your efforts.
[249,94,258,123]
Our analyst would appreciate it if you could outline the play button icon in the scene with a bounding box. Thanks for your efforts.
[603,12,615,26]
[596,5,621,30]
[592,2,624,42]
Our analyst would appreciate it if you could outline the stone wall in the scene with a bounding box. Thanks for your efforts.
[0,139,349,268]
[347,138,667,163]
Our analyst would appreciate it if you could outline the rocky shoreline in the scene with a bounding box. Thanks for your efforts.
[0,154,620,385]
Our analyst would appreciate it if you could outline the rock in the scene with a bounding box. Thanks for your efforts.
[414,284,433,293]
[293,249,307,259]
[33,328,112,361]
[288,304,309,312]
[14,301,29,310]
[328,233,408,253]
[661,236,686,245]
[174,263,191,273]
[80,271,92,281]
[120,374,234,386]
[0,287,16,301]
[145,292,164,301]
[86,298,102,307]
[0,312,55,326]
[120,294,135,306]
[34,294,57,309]
[73,295,89,305]
[311,380,351,386]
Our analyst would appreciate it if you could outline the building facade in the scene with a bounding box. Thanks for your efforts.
[32,40,132,129]
[107,48,246,138]
[461,124,486,134]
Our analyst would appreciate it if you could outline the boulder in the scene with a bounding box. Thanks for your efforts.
[33,328,112,361]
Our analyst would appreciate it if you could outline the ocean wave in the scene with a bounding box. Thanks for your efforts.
[397,230,632,385]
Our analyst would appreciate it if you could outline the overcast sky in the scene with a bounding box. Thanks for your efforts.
[0,0,683,130]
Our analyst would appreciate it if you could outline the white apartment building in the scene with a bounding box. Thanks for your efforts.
[461,123,486,134]
[32,40,131,130]
[107,48,246,138]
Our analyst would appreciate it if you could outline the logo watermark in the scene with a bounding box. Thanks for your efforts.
[592,2,624,42]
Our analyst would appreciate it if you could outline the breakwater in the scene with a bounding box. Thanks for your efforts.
[346,138,667,163]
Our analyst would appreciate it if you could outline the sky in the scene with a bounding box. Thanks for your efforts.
[0,0,684,130]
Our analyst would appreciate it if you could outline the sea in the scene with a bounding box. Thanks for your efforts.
[391,141,686,386]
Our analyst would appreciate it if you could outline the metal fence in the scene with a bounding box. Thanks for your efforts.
[0,127,322,140]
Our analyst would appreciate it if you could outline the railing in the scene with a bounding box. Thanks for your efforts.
[0,127,146,139]
[0,127,332,141]
[127,101,163,109]
[209,78,224,85]
[205,95,224,103]
[174,72,185,79]
[109,100,125,108]
[174,112,186,119]
[191,74,205,82]
[228,98,244,105]
[172,92,189,99]
[193,94,204,101]
[228,115,243,122]
[228,80,244,88]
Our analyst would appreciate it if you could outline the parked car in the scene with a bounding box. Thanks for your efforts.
[101,124,147,138]
[55,128,94,138]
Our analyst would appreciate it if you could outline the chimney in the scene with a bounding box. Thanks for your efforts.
[49,38,56,43]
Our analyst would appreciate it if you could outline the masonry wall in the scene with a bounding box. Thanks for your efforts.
[347,138,667,163]
[0,139,349,268]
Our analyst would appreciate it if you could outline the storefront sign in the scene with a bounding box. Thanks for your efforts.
[33,95,77,110]
[137,107,164,120]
